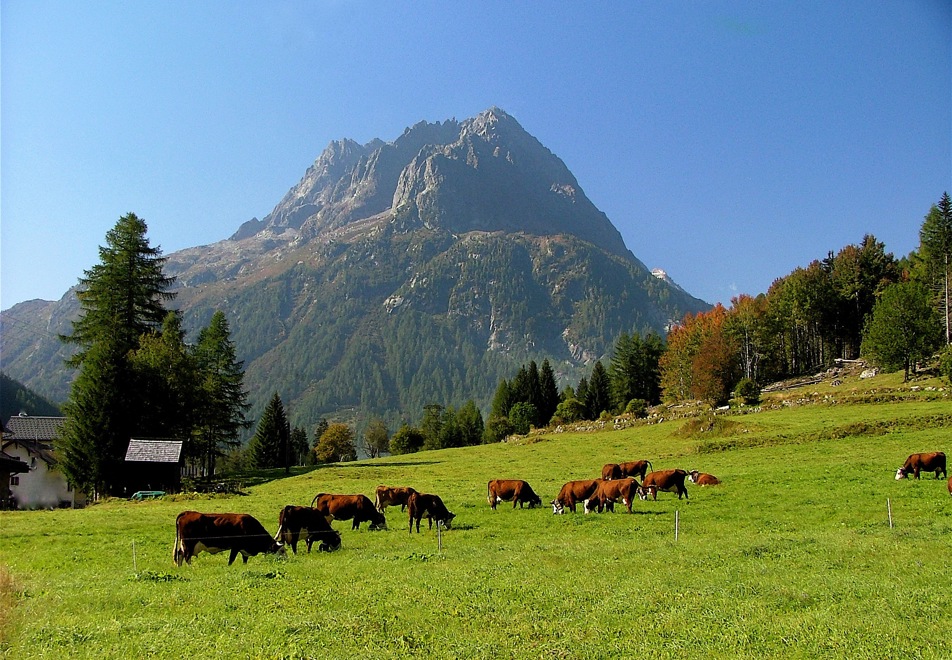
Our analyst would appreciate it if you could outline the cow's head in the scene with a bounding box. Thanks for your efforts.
[636,487,648,501]
[271,540,288,557]
[689,470,700,483]
[319,531,342,552]
[527,494,543,508]
[369,512,388,531]
[437,512,456,530]
[551,499,565,515]
[895,467,909,480]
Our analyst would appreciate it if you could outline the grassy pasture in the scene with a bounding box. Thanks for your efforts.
[2,392,951,658]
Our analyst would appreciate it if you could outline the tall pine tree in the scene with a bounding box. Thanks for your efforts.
[59,213,175,496]
[248,393,289,469]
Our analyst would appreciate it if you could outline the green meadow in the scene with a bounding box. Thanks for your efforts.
[2,377,951,658]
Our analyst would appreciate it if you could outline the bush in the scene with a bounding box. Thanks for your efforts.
[553,398,585,423]
[625,398,648,418]
[508,402,538,435]
[389,424,424,455]
[483,416,514,444]
[734,378,761,405]
[940,345,952,386]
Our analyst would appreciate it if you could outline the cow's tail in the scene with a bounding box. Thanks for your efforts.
[646,460,653,476]
[374,487,384,513]
[487,481,493,506]
[310,493,324,508]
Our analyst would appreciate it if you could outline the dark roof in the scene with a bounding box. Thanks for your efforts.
[125,438,184,463]
[0,449,29,474]
[4,415,65,442]
[1,415,64,466]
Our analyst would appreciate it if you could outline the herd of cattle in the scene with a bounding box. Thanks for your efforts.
[172,450,948,566]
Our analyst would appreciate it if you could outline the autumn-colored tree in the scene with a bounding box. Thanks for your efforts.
[660,305,739,406]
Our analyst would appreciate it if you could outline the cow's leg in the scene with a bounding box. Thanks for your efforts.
[352,519,360,531]
[228,548,239,565]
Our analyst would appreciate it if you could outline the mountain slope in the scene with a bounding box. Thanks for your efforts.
[1,107,709,426]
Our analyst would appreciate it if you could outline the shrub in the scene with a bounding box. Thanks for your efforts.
[389,424,424,455]
[483,416,514,444]
[553,398,585,423]
[734,377,761,405]
[625,398,648,418]
[508,402,538,435]
[940,345,952,386]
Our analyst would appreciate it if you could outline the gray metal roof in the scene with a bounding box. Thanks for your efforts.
[124,438,184,463]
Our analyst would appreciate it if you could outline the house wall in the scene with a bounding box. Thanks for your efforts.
[6,446,85,509]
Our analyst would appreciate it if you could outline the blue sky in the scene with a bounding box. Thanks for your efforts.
[2,1,950,311]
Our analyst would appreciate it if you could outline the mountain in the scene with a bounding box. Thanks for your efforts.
[0,107,709,427]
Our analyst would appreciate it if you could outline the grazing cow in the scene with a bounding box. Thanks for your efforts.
[173,511,284,566]
[408,492,456,533]
[641,469,689,500]
[616,460,653,481]
[275,505,341,553]
[689,470,721,486]
[310,493,388,530]
[948,475,952,496]
[487,479,543,510]
[374,485,418,513]
[551,479,601,514]
[588,478,643,513]
[895,452,947,480]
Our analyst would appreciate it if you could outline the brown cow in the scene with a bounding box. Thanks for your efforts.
[487,479,543,510]
[375,485,418,513]
[551,479,601,514]
[173,511,285,566]
[275,505,341,553]
[948,474,952,496]
[310,493,388,530]
[641,469,689,500]
[615,460,653,480]
[895,452,947,480]
[408,492,456,533]
[588,478,643,513]
[689,470,721,486]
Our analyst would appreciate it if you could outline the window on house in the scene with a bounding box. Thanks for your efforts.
[10,476,19,486]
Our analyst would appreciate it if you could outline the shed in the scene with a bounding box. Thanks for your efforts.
[124,438,185,493]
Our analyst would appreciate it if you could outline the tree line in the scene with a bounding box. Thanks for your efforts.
[57,194,952,485]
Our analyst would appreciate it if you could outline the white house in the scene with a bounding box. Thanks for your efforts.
[2,415,86,509]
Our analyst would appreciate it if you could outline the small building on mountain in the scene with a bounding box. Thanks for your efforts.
[123,438,185,493]
[1,415,86,509]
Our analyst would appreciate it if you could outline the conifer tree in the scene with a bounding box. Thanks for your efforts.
[919,192,952,345]
[585,361,612,419]
[193,311,251,477]
[59,213,175,496]
[248,393,289,469]
[538,359,560,426]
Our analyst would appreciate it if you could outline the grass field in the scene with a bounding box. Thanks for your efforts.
[2,376,951,658]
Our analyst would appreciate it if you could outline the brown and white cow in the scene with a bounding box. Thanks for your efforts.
[374,485,418,513]
[407,492,456,533]
[602,460,653,481]
[173,511,285,566]
[895,452,947,480]
[689,470,721,486]
[587,478,643,513]
[487,479,543,510]
[551,479,601,514]
[310,493,388,530]
[275,505,342,553]
[641,469,689,500]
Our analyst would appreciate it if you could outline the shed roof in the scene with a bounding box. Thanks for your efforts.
[125,439,184,464]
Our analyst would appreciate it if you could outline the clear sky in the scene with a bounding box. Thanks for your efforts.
[2,1,950,311]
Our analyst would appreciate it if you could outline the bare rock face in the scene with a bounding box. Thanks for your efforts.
[1,107,709,422]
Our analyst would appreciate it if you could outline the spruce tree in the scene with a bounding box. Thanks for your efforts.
[538,359,560,425]
[919,192,952,345]
[58,213,175,496]
[248,393,289,469]
[585,361,612,419]
[193,311,251,477]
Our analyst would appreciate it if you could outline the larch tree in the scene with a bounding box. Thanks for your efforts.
[58,213,175,496]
